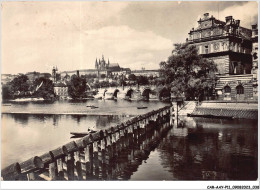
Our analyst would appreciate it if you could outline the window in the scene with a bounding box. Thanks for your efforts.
[205,45,209,54]
[236,85,244,95]
[224,86,231,93]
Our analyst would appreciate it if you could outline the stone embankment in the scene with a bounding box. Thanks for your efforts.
[193,101,258,119]
[177,101,258,120]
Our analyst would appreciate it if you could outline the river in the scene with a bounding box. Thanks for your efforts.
[1,100,258,180]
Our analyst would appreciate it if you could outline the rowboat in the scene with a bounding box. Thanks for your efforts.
[86,105,99,109]
[137,106,148,109]
[70,130,96,138]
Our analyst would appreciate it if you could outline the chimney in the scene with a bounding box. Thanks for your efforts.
[235,20,240,26]
[252,24,257,30]
[252,24,258,37]
[204,13,209,18]
[225,16,233,24]
[76,70,79,77]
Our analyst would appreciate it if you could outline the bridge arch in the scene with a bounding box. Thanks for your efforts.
[126,89,134,99]
[113,89,120,98]
[141,88,151,100]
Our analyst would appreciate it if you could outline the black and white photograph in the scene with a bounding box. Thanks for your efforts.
[0,1,259,189]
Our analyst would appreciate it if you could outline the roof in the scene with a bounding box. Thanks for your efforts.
[54,82,68,87]
[26,72,40,75]
[60,69,98,74]
[108,63,120,68]
[132,69,160,73]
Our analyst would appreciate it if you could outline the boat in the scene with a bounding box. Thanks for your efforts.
[187,113,234,120]
[137,106,148,109]
[86,105,99,109]
[2,104,11,106]
[70,130,96,138]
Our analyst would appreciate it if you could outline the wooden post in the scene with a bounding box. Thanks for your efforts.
[20,156,44,174]
[66,154,75,181]
[1,162,21,180]
[84,143,93,180]
[49,162,57,180]
[111,129,117,158]
[39,152,54,167]
[92,130,104,142]
[57,158,65,180]
[75,161,83,180]
[93,141,99,179]
[74,151,83,180]
[51,146,68,160]
[64,141,78,154]
[115,126,121,153]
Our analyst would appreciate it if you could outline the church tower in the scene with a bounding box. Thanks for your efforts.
[101,54,106,70]
[95,58,98,69]
[52,66,57,83]
[107,59,110,68]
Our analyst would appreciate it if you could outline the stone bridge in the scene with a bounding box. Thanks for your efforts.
[94,85,171,101]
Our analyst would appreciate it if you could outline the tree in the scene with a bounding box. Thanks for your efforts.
[137,76,149,85]
[100,74,106,79]
[160,44,217,100]
[9,75,30,95]
[33,77,55,99]
[128,74,136,81]
[2,84,12,100]
[119,78,126,87]
[68,75,86,99]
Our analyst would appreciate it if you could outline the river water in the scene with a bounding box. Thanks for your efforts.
[1,100,258,180]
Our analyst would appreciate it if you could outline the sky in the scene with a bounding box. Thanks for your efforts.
[1,1,258,74]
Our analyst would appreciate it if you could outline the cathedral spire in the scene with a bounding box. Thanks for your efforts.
[95,58,98,69]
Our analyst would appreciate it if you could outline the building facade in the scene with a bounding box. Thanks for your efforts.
[131,69,160,78]
[187,13,256,100]
[53,82,69,99]
[251,24,258,98]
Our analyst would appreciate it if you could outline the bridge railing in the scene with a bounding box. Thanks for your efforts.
[1,105,172,181]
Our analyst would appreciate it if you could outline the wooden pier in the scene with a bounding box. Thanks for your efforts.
[1,105,172,181]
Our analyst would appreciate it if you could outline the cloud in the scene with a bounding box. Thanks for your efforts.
[82,25,173,70]
[210,1,258,28]
[1,1,258,74]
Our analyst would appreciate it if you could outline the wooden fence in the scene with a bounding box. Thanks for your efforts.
[1,105,172,181]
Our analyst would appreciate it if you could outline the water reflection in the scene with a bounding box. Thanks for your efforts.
[78,122,173,181]
[12,114,30,125]
[155,117,258,180]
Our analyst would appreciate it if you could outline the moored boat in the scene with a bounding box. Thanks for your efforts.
[137,106,148,109]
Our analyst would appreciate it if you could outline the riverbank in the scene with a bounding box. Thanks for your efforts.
[8,97,45,102]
